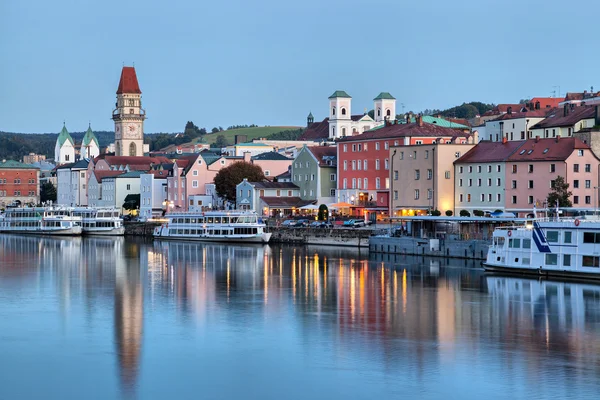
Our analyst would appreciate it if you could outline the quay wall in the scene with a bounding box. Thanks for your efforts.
[369,236,489,260]
[270,227,373,247]
[125,222,162,237]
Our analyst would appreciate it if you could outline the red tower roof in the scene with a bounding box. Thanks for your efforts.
[116,66,141,94]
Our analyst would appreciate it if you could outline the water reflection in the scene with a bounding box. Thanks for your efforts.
[1,236,600,399]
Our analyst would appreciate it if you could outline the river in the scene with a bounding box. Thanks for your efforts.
[0,235,599,399]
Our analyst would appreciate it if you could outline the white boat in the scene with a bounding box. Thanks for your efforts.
[484,216,600,280]
[72,207,125,236]
[0,206,82,235]
[154,211,271,243]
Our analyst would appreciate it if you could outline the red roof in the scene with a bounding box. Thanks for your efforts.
[529,97,562,109]
[530,106,596,129]
[116,66,141,94]
[92,170,125,183]
[507,137,590,162]
[306,146,337,166]
[102,156,169,166]
[455,140,524,164]
[338,121,470,142]
[299,118,329,140]
[496,104,525,113]
[489,109,551,121]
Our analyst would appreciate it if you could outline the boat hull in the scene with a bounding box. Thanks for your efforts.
[155,232,271,244]
[0,226,82,236]
[83,227,125,236]
[482,263,600,281]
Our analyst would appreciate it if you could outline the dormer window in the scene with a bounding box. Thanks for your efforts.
[520,149,526,155]
[543,148,549,154]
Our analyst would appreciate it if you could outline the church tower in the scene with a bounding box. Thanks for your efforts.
[373,92,396,123]
[81,123,100,159]
[54,123,75,164]
[328,90,352,139]
[112,66,145,157]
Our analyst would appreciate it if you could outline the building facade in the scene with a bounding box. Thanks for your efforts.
[0,160,40,207]
[112,66,145,157]
[292,145,337,205]
[56,159,89,206]
[54,124,75,165]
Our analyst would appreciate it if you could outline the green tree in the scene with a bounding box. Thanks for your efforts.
[318,204,328,221]
[40,181,57,203]
[214,134,229,148]
[211,127,220,133]
[431,209,441,216]
[214,162,266,203]
[547,175,573,208]
[445,210,453,216]
[459,210,471,217]
[123,194,141,212]
[473,209,484,217]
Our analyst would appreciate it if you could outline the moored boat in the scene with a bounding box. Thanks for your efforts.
[483,217,600,280]
[72,207,125,236]
[0,206,82,235]
[154,210,271,243]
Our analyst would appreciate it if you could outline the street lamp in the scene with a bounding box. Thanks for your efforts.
[169,200,174,213]
[350,195,355,205]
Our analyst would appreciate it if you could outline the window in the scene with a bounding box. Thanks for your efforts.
[469,166,473,173]
[528,180,534,189]
[574,164,580,172]
[384,142,389,150]
[586,180,591,188]
[585,164,591,172]
[330,173,336,181]
[364,178,368,188]
[399,152,404,160]
[428,189,433,200]
[376,160,380,170]
[352,178,356,189]
[427,169,433,180]
[509,238,521,248]
[523,239,531,249]
[357,144,362,151]
[497,193,501,202]
[477,178,482,186]
[545,254,558,266]
[512,165,517,173]
[384,159,389,170]
[512,180,517,189]
[497,178,501,186]
[480,194,484,201]
[364,160,368,170]
[582,256,600,268]
[343,144,347,152]
[488,193,492,202]
[550,180,556,188]
[528,196,533,204]
[343,178,347,189]
[376,178,381,189]
[415,140,423,145]
[578,150,584,156]
[488,178,492,186]
[586,196,591,204]
[330,189,336,197]
[375,142,380,151]
[332,107,336,115]
[425,150,429,159]
[487,165,492,173]
[563,254,571,267]
[394,191,398,200]
[546,231,559,243]
[413,151,417,159]
[459,166,464,173]
[574,180,579,189]
[459,179,463,187]
[550,164,556,173]
[311,174,315,181]
[352,144,356,152]
[467,194,471,202]
[414,189,420,200]
[126,184,131,190]
[459,194,464,202]
[512,195,517,204]
[445,171,451,179]
[192,180,198,188]
[343,161,347,171]
[528,164,533,173]
[574,196,579,204]
[193,170,198,176]
[394,171,399,180]
[477,166,482,173]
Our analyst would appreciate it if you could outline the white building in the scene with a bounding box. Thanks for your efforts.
[81,125,100,159]
[140,172,168,219]
[485,110,548,142]
[54,124,75,165]
[56,159,89,206]
[99,171,143,212]
[224,142,274,157]
[328,91,395,139]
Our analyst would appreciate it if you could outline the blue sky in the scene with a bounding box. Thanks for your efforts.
[1,0,598,133]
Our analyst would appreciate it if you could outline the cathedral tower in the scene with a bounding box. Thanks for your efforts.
[112,66,145,157]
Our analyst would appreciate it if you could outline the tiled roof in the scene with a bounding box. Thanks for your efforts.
[299,118,329,141]
[247,181,299,189]
[328,90,351,99]
[507,137,590,162]
[102,156,169,166]
[71,159,90,169]
[116,66,141,94]
[528,97,562,109]
[275,170,291,179]
[259,196,313,208]
[496,104,526,113]
[307,146,337,166]
[338,121,470,142]
[530,106,596,129]
[93,170,125,183]
[373,92,395,100]
[454,140,525,164]
[488,109,551,121]
[350,114,369,121]
[117,171,145,178]
[0,160,40,170]
[251,151,291,161]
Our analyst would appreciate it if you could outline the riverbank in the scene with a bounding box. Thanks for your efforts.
[369,235,489,260]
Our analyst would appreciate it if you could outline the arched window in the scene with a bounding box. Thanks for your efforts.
[331,127,335,136]
[332,107,336,116]
[377,108,381,117]
[341,108,346,115]
[129,142,137,156]
[386,109,391,117]
[342,127,346,136]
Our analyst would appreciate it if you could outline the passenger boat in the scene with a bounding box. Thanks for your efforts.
[0,207,82,235]
[72,207,125,236]
[154,211,271,243]
[484,216,600,280]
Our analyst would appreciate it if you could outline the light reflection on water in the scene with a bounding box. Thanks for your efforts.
[0,235,599,399]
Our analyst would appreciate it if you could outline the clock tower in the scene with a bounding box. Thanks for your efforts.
[112,66,145,157]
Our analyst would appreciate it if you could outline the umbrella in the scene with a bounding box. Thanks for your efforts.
[299,204,319,210]
[329,202,353,208]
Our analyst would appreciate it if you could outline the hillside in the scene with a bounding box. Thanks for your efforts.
[199,126,302,145]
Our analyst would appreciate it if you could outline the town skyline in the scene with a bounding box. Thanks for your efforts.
[2,0,600,133]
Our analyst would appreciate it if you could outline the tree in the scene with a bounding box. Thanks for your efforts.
[123,194,141,213]
[459,210,471,217]
[211,127,220,133]
[431,209,441,216]
[445,210,453,216]
[214,162,266,203]
[40,181,57,203]
[547,175,572,208]
[318,204,328,221]
[473,209,484,217]
[214,135,229,148]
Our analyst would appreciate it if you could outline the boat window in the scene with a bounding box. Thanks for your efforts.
[496,237,505,247]
[222,217,229,224]
[198,218,204,223]
[582,255,600,268]
[207,217,213,223]
[522,257,530,265]
[563,231,572,244]
[184,229,190,235]
[563,254,571,267]
[545,254,558,266]
[546,231,559,243]
[583,232,600,243]
[185,218,190,224]
[190,218,196,224]
[214,217,221,224]
[508,238,520,248]
[522,239,531,249]
[514,258,519,263]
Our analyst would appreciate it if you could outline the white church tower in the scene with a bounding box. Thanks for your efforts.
[54,123,75,164]
[373,92,396,122]
[112,66,145,157]
[328,90,352,139]
[81,124,100,159]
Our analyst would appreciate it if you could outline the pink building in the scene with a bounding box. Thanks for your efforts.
[505,137,600,216]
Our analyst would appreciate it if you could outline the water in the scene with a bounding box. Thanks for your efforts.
[0,236,599,400]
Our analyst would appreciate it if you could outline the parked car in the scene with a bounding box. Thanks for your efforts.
[343,219,365,227]
[295,219,310,227]
[310,221,333,228]
[282,220,298,227]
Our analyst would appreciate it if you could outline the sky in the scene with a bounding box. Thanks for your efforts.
[1,0,599,134]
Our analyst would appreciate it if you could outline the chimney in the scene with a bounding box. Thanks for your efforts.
[596,105,600,126]
[416,114,423,127]
[563,104,569,117]
[556,135,561,142]
[405,113,410,124]
[535,135,540,142]
[243,151,251,162]
[502,137,508,144]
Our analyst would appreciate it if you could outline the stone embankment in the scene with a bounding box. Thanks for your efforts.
[124,221,162,237]
[369,236,489,260]
[269,227,374,247]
